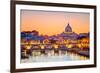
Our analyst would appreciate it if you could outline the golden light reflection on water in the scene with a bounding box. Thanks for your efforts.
[21,50,89,63]
[21,44,89,62]
[30,50,89,60]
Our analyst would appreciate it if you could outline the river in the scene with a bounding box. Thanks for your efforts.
[21,50,89,63]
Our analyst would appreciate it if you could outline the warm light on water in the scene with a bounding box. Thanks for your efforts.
[21,50,89,63]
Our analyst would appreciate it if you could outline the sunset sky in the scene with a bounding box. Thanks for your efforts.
[21,10,90,36]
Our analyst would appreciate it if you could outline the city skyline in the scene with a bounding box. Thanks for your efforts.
[21,10,90,36]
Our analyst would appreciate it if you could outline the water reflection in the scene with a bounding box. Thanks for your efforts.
[21,49,89,63]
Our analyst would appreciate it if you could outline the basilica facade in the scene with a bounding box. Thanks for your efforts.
[59,23,78,40]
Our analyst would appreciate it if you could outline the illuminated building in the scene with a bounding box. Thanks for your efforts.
[59,23,78,40]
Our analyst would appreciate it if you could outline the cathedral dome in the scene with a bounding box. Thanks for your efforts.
[65,23,72,32]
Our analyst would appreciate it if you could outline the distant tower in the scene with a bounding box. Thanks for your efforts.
[65,23,72,32]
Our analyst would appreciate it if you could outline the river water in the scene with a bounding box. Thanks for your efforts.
[21,50,89,63]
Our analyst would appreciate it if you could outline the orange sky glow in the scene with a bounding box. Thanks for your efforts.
[21,10,90,36]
